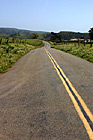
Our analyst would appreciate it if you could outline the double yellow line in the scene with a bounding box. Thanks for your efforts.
[45,48,93,140]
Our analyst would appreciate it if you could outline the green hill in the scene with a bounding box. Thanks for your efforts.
[0,28,47,35]
[59,31,89,40]
[0,28,89,41]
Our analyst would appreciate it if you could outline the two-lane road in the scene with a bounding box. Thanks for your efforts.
[0,42,93,140]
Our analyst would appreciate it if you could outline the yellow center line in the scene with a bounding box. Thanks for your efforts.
[45,48,93,140]
[47,49,93,122]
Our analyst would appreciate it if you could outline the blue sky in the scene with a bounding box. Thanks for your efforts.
[0,0,93,32]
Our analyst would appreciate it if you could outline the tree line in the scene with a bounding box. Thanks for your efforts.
[0,27,93,46]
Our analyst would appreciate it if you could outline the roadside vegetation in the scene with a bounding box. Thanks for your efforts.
[0,27,93,66]
[0,38,44,73]
[50,42,93,63]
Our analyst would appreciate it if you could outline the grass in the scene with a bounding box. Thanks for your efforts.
[0,39,44,73]
[50,42,93,63]
[26,39,44,47]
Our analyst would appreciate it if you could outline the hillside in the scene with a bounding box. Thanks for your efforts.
[0,28,89,41]
[38,31,89,41]
[59,31,89,40]
[0,28,47,35]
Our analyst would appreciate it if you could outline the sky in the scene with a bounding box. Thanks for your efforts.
[0,0,93,33]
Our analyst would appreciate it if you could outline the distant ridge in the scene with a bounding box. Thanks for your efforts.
[0,27,89,40]
[0,28,48,35]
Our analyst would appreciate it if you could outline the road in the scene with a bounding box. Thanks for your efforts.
[0,42,93,140]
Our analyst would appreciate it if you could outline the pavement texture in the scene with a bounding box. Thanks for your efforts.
[0,42,92,140]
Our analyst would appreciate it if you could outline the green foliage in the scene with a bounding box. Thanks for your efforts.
[0,38,2,44]
[89,27,93,40]
[88,27,93,47]
[26,39,44,47]
[58,31,89,40]
[26,33,39,39]
[41,32,89,41]
[50,32,62,42]
[0,28,47,37]
[0,38,44,73]
[0,28,90,41]
[51,42,93,63]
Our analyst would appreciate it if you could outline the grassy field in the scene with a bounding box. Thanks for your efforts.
[50,42,93,63]
[26,39,44,46]
[0,38,44,73]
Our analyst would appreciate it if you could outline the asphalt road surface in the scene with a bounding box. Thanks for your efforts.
[0,42,93,140]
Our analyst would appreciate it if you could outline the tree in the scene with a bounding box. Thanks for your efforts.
[89,28,93,40]
[26,33,39,39]
[89,27,93,47]
[6,38,9,44]
[32,33,39,39]
[0,38,2,44]
[51,32,62,42]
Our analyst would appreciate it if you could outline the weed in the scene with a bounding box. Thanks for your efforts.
[0,39,44,73]
[50,42,93,63]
